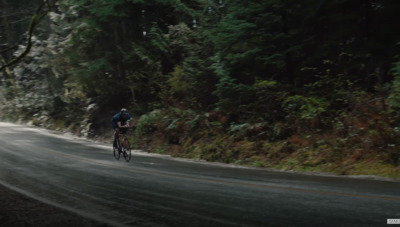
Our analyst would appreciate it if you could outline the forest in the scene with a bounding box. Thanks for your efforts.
[1,0,400,178]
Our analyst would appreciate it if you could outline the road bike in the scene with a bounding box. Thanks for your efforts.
[113,129,131,162]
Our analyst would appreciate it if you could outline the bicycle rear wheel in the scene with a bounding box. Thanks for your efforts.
[123,138,131,162]
[113,139,120,160]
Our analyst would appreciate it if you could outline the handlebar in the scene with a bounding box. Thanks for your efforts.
[119,125,135,129]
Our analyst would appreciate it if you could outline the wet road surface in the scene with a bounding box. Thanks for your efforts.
[0,122,399,226]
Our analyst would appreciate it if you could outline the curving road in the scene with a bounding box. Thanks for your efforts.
[0,122,399,226]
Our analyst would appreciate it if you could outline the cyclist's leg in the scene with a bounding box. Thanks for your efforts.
[112,121,118,147]
[114,130,119,147]
[116,130,123,152]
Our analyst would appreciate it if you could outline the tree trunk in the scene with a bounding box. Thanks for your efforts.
[0,0,16,89]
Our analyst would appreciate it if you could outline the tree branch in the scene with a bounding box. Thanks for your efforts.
[0,0,56,72]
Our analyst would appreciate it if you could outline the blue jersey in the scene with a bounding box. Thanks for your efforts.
[111,113,131,128]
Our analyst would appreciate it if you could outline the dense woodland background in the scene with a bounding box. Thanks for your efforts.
[1,0,400,178]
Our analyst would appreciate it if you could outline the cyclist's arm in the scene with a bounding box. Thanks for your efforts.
[117,121,130,128]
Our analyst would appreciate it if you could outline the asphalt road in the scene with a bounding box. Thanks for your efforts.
[0,122,399,227]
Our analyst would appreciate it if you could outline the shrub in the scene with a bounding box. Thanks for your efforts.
[135,110,162,137]
[282,95,329,121]
[389,74,400,109]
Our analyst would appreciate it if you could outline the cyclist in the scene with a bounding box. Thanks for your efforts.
[112,108,131,150]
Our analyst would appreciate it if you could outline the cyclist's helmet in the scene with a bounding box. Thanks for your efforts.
[120,108,128,115]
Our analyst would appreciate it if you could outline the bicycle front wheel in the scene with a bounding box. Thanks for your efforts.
[123,139,131,162]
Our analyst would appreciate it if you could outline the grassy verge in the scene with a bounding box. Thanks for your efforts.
[130,108,400,180]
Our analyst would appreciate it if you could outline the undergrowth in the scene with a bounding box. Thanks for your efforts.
[130,94,400,180]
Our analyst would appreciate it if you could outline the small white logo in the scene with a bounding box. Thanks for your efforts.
[388,219,400,224]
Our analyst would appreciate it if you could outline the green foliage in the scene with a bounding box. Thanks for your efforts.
[3,0,400,178]
[135,109,162,136]
[89,0,128,21]
[389,77,400,108]
[389,61,400,108]
[252,79,287,122]
[282,95,329,120]
[253,80,277,89]
[196,136,233,163]
[167,65,191,94]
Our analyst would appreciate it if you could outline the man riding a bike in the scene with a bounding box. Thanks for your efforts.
[112,108,131,151]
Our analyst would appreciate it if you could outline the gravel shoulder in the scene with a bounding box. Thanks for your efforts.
[0,184,111,227]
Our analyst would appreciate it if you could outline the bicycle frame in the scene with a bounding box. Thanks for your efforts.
[119,133,129,149]
[113,130,131,162]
